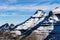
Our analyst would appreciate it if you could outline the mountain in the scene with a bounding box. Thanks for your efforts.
[0,7,60,40]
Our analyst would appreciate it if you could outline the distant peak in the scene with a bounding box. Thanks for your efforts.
[52,7,60,14]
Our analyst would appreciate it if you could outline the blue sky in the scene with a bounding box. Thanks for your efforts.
[0,0,60,25]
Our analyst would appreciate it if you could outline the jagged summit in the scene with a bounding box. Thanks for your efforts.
[32,10,45,17]
[9,24,14,30]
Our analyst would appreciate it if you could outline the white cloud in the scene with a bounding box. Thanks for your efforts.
[0,12,32,16]
[0,11,19,16]
[0,4,60,11]
[7,0,17,3]
[0,13,16,16]
[0,3,60,16]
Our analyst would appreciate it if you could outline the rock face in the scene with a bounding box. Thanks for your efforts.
[19,7,60,40]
